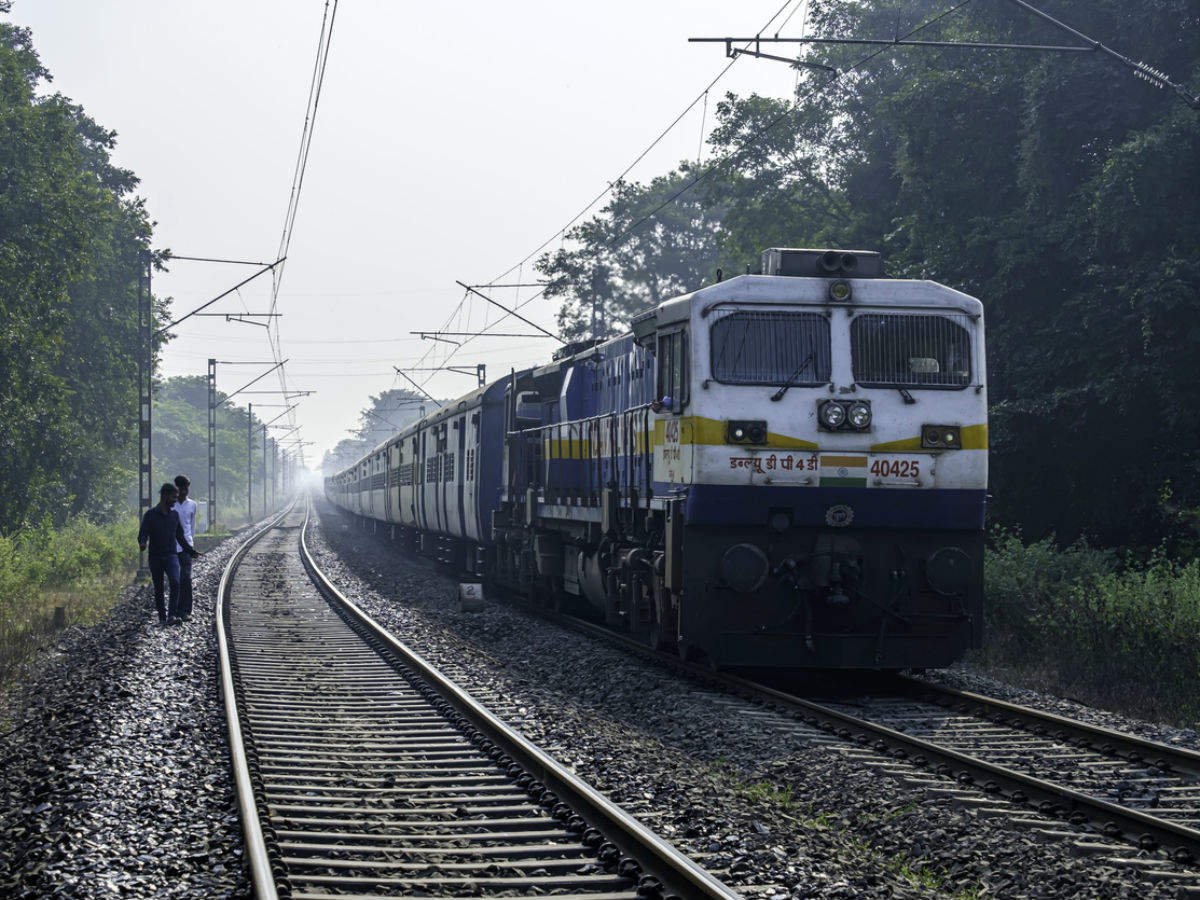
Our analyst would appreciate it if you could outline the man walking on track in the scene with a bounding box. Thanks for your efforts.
[138,483,199,626]
[172,475,198,621]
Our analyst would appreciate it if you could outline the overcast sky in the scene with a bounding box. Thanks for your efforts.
[10,0,807,464]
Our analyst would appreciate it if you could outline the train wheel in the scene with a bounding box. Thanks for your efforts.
[677,638,702,664]
[645,622,673,651]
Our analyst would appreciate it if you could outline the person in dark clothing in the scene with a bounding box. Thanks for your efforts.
[139,483,199,625]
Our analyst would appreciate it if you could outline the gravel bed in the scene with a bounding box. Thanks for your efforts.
[0,520,277,898]
[309,499,1187,899]
[919,667,1200,753]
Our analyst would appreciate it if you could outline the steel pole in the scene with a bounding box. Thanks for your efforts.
[261,422,268,518]
[137,251,152,576]
[247,403,253,523]
[208,359,217,531]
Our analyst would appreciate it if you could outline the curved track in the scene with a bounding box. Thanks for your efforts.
[217,502,739,900]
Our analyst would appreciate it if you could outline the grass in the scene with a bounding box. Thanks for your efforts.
[704,757,983,897]
[975,530,1200,728]
[705,756,799,811]
[0,515,140,687]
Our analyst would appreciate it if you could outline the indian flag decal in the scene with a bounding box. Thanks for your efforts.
[819,454,868,487]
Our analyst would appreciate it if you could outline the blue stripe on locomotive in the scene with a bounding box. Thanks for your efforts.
[685,483,985,531]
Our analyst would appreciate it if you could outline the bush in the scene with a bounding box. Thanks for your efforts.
[0,515,139,683]
[982,531,1200,726]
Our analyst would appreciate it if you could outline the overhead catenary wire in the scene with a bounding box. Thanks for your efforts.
[422,0,977,384]
[402,0,808,392]
[481,0,805,290]
[262,0,342,465]
[456,0,1195,388]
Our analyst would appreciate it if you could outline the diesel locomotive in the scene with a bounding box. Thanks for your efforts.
[326,248,987,669]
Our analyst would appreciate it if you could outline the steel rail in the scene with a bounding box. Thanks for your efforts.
[894,675,1200,779]
[320,501,1200,869]
[216,505,296,900]
[541,613,1200,864]
[297,507,741,900]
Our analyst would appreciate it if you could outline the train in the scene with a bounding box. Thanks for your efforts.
[325,248,987,669]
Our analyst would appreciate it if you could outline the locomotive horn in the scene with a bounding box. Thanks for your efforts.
[819,250,841,273]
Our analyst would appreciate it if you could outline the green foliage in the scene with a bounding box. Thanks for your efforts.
[153,375,282,527]
[322,388,439,473]
[0,7,159,531]
[540,0,1200,549]
[984,532,1200,724]
[538,173,725,341]
[0,513,138,681]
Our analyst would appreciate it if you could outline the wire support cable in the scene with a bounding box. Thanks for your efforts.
[425,0,979,381]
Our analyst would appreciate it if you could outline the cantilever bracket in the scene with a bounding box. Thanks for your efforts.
[726,38,837,73]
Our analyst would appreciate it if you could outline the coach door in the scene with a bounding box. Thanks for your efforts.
[464,410,481,542]
[417,430,429,531]
[454,415,467,538]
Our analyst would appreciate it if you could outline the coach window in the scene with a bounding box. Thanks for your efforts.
[656,329,688,413]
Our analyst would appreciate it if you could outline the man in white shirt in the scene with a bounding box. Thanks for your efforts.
[172,475,199,621]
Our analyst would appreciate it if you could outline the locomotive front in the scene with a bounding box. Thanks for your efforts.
[645,248,986,668]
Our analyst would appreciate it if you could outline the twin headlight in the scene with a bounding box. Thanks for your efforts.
[819,399,872,432]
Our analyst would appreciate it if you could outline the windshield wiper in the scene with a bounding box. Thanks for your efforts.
[770,354,816,402]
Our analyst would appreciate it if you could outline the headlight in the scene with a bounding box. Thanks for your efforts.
[819,400,846,429]
[847,401,872,430]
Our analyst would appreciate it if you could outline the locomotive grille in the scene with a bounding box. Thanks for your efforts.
[709,309,832,386]
[850,312,973,389]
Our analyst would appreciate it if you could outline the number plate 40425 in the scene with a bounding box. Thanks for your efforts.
[869,454,923,484]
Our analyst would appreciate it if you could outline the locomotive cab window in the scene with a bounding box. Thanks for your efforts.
[709,310,831,386]
[656,329,688,413]
[851,313,971,388]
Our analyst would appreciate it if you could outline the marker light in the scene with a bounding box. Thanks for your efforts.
[828,280,852,302]
[921,424,962,449]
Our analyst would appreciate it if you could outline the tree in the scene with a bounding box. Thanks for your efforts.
[537,173,725,341]
[321,388,439,474]
[153,376,279,526]
[545,0,1200,549]
[0,5,159,531]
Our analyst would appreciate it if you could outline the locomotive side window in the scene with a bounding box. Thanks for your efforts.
[709,310,831,386]
[850,313,971,388]
[656,329,688,413]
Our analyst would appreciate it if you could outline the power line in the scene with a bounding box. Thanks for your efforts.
[455,281,563,342]
[155,259,284,335]
[427,0,981,381]
[403,0,807,391]
[482,0,805,289]
[1003,0,1199,108]
[263,0,342,465]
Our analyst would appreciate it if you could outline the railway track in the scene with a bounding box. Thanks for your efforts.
[217,502,740,900]
[536,612,1200,887]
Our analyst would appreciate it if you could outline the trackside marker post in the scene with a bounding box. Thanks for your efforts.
[457,583,485,612]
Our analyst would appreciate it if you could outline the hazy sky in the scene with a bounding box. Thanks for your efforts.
[9,1,807,463]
